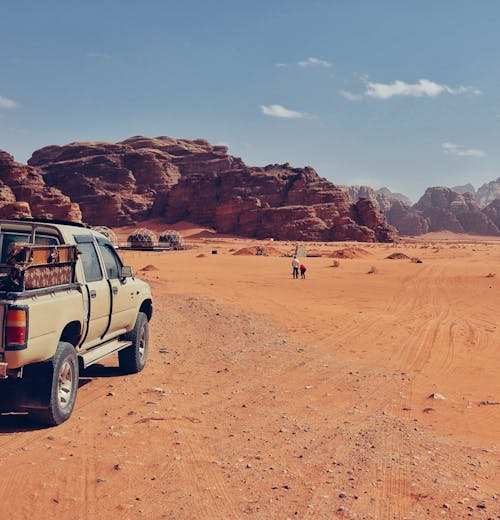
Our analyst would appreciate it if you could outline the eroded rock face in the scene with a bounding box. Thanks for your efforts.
[0,150,81,221]
[24,137,397,241]
[414,188,499,235]
[482,199,500,230]
[476,177,500,208]
[162,162,396,242]
[386,187,499,236]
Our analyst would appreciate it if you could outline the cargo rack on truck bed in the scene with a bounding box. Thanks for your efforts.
[0,243,79,292]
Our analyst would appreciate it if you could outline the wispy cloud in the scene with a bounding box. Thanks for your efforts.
[442,142,486,157]
[341,78,481,101]
[297,57,332,68]
[275,57,332,69]
[0,96,19,109]
[339,90,362,101]
[260,104,305,119]
[86,51,111,59]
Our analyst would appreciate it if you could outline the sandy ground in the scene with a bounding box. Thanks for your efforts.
[0,223,499,519]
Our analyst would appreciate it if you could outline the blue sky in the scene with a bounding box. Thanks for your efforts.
[1,0,499,201]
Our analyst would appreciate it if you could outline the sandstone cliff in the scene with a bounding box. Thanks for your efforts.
[476,177,500,208]
[0,151,82,221]
[2,137,397,242]
[385,187,499,236]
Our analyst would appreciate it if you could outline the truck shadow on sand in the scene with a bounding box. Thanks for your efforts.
[0,366,123,432]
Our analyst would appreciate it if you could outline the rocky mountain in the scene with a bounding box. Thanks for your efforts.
[482,199,500,229]
[476,177,500,208]
[0,136,397,242]
[452,183,475,196]
[342,185,412,213]
[0,151,81,221]
[385,187,499,236]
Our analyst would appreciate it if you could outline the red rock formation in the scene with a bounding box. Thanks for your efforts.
[482,199,500,230]
[386,187,499,236]
[0,151,81,221]
[385,200,429,236]
[0,136,396,242]
[414,188,499,235]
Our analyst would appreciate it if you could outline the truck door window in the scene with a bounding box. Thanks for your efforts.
[97,242,122,280]
[78,242,103,282]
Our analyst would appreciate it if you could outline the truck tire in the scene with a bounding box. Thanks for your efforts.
[119,312,149,374]
[30,341,79,426]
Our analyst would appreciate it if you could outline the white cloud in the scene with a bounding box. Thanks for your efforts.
[341,78,481,101]
[365,79,480,99]
[0,96,19,109]
[260,104,305,119]
[297,57,332,68]
[442,142,486,157]
[274,62,288,68]
[339,90,362,101]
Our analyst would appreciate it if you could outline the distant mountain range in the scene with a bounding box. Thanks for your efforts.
[345,182,499,236]
[0,136,499,239]
[452,178,500,209]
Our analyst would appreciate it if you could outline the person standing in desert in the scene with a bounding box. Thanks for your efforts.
[291,256,300,279]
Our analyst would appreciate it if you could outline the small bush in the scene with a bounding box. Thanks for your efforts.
[367,265,377,274]
[332,260,340,268]
[486,272,496,278]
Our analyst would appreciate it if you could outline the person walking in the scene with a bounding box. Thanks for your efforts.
[300,263,307,279]
[292,256,300,279]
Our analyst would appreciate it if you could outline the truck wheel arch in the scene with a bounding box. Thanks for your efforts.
[139,299,153,321]
[60,321,82,347]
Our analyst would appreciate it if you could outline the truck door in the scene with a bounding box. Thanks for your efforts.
[75,236,111,345]
[96,238,136,336]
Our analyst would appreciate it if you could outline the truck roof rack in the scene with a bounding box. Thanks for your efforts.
[1,217,88,228]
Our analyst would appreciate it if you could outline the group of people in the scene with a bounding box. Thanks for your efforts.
[291,256,306,279]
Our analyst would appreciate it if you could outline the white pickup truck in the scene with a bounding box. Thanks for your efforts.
[0,218,153,425]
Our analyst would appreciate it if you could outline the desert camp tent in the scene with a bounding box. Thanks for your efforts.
[127,229,158,249]
[92,226,118,246]
[159,230,184,250]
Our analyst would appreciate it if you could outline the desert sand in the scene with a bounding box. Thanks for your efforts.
[0,223,498,519]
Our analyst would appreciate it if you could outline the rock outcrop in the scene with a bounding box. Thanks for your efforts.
[3,137,397,242]
[482,199,500,230]
[386,187,499,236]
[476,177,500,208]
[0,151,82,221]
[452,183,476,196]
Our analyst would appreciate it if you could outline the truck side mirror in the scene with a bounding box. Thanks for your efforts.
[120,265,133,278]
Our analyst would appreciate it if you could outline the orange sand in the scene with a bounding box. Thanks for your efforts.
[0,223,498,519]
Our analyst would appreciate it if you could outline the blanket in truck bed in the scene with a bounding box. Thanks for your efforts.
[1,242,78,291]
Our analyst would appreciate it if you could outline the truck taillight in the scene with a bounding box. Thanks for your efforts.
[5,308,27,346]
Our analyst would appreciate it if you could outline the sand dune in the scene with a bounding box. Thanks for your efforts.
[0,231,498,519]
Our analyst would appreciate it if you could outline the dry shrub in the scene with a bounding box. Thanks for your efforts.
[485,272,496,278]
[410,257,423,264]
[367,265,377,274]
[196,253,206,258]
[332,260,340,268]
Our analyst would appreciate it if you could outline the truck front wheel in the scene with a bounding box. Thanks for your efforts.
[119,312,149,374]
[30,341,79,426]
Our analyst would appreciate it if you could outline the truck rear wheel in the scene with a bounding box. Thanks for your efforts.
[30,341,79,426]
[119,312,149,374]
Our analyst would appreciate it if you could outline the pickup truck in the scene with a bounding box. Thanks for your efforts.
[0,218,153,426]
